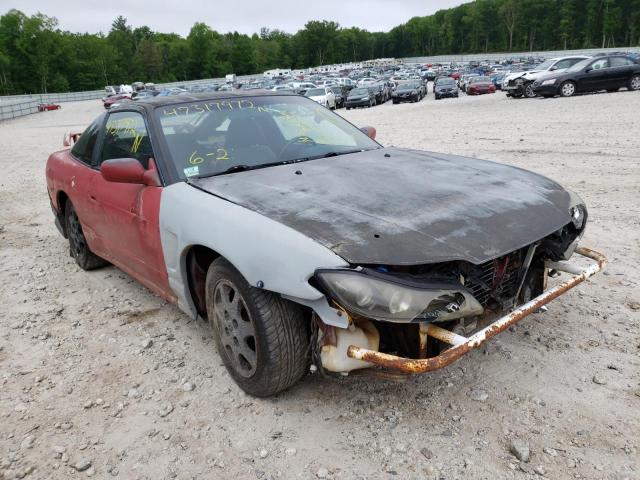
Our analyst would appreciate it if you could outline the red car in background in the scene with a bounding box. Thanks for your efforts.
[466,76,496,95]
[103,94,131,109]
[38,103,61,111]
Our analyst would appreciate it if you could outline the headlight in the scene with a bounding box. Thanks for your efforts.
[570,204,587,229]
[315,269,483,322]
[541,79,557,86]
[411,90,417,95]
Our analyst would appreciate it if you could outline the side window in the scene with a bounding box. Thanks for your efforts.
[610,57,633,67]
[554,59,572,69]
[101,111,153,168]
[590,58,608,70]
[70,115,104,167]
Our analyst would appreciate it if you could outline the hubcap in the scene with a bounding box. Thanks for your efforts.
[67,209,86,258]
[562,83,575,96]
[631,76,640,90]
[213,280,257,377]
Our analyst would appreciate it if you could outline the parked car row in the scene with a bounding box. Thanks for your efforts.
[503,54,640,98]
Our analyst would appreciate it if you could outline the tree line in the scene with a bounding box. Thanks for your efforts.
[1,0,639,95]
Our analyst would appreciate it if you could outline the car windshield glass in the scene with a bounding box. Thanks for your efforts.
[306,88,325,96]
[156,95,380,180]
[567,58,593,72]
[350,88,368,95]
[437,79,455,85]
[535,60,555,70]
[470,76,490,83]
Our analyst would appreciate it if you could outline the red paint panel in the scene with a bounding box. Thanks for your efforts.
[47,151,174,303]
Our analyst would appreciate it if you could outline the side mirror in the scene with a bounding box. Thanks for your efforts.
[585,67,592,73]
[549,66,558,71]
[360,126,377,140]
[101,158,160,186]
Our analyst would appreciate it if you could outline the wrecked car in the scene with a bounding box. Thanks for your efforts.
[46,92,606,396]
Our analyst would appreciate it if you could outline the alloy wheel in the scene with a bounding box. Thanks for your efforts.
[212,279,258,378]
[67,207,86,259]
[631,75,640,91]
[561,82,575,97]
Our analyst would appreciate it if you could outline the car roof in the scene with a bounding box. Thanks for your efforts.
[110,90,297,113]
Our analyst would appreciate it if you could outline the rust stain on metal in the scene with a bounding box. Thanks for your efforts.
[425,324,468,346]
[418,324,429,359]
[347,247,607,373]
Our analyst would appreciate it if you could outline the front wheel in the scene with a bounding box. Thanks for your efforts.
[628,74,640,91]
[206,258,309,397]
[560,81,576,97]
[524,83,537,98]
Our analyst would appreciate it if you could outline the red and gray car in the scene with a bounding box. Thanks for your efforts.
[46,92,606,396]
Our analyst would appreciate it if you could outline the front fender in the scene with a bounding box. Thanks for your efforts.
[159,182,349,317]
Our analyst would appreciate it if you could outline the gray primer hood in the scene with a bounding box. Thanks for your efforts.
[193,148,572,265]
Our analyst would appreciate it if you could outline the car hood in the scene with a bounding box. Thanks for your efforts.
[192,148,573,266]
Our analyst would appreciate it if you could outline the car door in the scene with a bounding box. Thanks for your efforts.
[90,110,174,299]
[608,56,635,87]
[579,58,610,92]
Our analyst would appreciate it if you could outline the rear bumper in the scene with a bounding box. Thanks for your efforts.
[347,247,606,373]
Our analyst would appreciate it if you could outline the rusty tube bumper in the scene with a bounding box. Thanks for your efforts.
[346,246,607,373]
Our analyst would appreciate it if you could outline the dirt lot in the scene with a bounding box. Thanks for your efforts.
[1,90,639,480]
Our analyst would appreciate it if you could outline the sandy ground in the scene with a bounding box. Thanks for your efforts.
[0,89,639,480]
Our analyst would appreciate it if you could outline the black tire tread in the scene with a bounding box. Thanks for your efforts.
[206,258,308,397]
[64,201,108,270]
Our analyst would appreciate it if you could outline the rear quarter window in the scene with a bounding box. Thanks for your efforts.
[70,115,105,167]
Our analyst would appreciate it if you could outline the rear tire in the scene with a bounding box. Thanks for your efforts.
[205,258,309,397]
[628,74,640,91]
[560,81,576,97]
[65,201,108,270]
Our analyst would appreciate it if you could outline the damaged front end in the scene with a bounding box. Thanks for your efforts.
[308,216,606,375]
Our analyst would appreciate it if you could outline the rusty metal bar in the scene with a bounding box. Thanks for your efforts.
[347,247,607,373]
[425,324,468,346]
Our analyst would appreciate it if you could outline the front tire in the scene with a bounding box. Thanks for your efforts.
[560,81,576,97]
[205,258,309,397]
[65,201,107,270]
[628,74,640,91]
[524,83,537,98]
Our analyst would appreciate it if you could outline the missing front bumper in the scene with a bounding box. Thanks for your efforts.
[346,247,607,373]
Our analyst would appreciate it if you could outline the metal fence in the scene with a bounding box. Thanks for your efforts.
[404,46,640,64]
[0,100,40,121]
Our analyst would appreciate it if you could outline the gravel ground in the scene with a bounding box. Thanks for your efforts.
[1,89,639,480]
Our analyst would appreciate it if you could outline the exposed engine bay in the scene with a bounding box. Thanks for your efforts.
[313,220,588,374]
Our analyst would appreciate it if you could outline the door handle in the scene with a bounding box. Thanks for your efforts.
[89,195,97,202]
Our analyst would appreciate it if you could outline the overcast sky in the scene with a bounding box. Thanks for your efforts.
[9,0,468,36]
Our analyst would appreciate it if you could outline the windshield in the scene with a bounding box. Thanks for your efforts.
[470,76,490,83]
[397,82,418,90]
[436,78,455,85]
[156,95,380,180]
[350,88,369,96]
[306,88,325,96]
[534,59,555,70]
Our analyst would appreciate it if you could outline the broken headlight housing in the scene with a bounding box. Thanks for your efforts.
[315,269,483,323]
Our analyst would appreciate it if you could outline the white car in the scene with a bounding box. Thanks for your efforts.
[357,77,377,87]
[503,56,589,98]
[305,87,336,109]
